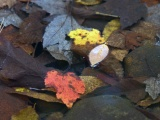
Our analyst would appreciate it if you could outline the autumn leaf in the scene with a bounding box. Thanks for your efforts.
[45,70,85,108]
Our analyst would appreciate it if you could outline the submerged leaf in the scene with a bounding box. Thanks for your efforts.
[144,74,160,100]
[45,70,85,108]
[68,28,105,45]
[75,0,102,5]
[89,44,109,67]
[11,106,39,120]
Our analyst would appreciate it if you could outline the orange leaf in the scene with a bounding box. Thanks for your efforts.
[45,70,85,108]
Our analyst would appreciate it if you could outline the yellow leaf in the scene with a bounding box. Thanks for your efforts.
[15,87,30,92]
[75,0,102,5]
[68,29,105,45]
[103,19,121,41]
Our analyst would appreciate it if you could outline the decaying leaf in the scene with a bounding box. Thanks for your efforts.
[31,0,69,15]
[43,15,85,63]
[0,9,22,27]
[45,70,85,108]
[144,74,160,100]
[80,76,106,95]
[0,0,17,8]
[103,19,121,41]
[75,0,102,5]
[11,106,39,120]
[89,44,109,67]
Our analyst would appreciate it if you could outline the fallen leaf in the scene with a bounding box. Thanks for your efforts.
[71,0,147,29]
[0,36,49,88]
[111,49,128,61]
[103,19,121,41]
[11,106,39,120]
[75,0,102,5]
[0,0,17,8]
[68,28,105,45]
[15,10,47,44]
[45,70,85,108]
[89,44,109,67]
[31,0,69,15]
[80,76,106,95]
[0,9,22,27]
[9,87,62,103]
[43,15,84,63]
[144,74,160,100]
[0,85,27,120]
[141,0,160,7]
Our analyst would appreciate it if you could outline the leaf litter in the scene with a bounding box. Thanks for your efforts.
[0,0,160,119]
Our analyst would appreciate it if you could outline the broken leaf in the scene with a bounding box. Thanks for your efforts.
[144,74,160,100]
[45,70,85,108]
[11,106,39,120]
[89,44,109,67]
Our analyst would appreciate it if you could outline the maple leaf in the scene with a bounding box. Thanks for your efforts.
[45,70,85,108]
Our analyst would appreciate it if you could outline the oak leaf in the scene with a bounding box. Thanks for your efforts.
[45,70,85,108]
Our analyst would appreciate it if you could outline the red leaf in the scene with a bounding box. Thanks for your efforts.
[45,70,85,108]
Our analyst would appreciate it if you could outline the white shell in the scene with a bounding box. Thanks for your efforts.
[89,44,109,67]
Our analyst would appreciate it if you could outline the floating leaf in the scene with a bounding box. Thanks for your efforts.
[144,74,160,100]
[45,70,85,108]
[11,106,39,120]
[89,44,109,67]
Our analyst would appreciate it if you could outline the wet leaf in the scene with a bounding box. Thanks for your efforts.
[80,76,106,95]
[144,74,160,100]
[141,0,160,6]
[31,0,69,15]
[9,87,62,103]
[11,106,39,120]
[0,37,49,88]
[43,15,83,63]
[89,44,109,67]
[15,11,47,44]
[0,85,27,120]
[75,0,102,5]
[0,9,22,27]
[103,19,121,41]
[111,49,128,61]
[45,70,85,108]
[71,0,147,29]
[68,29,105,45]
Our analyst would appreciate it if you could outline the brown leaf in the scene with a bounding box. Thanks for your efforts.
[0,36,50,88]
[141,0,160,7]
[14,11,47,44]
[71,0,147,29]
[0,84,27,120]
